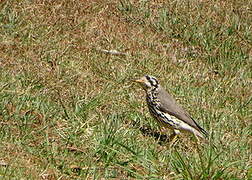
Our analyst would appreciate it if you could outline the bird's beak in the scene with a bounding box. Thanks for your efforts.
[133,78,145,83]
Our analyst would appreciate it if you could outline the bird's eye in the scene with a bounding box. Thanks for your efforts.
[145,75,151,81]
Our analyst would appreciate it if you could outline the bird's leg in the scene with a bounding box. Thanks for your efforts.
[169,129,180,147]
[159,126,169,134]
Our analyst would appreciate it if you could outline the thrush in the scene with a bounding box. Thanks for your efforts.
[134,75,208,143]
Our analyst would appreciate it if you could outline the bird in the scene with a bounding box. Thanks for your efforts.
[134,75,208,144]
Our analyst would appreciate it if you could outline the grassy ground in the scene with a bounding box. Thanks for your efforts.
[0,0,251,179]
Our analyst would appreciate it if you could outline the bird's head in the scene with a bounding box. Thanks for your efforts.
[134,75,159,91]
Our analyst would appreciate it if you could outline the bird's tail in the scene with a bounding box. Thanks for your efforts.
[194,129,217,149]
[191,117,209,139]
[199,126,209,139]
[193,129,207,140]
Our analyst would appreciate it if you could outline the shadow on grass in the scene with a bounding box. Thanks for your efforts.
[130,120,170,145]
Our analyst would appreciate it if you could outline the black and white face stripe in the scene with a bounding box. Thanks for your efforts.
[145,75,159,88]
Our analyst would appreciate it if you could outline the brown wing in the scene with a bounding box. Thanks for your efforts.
[157,86,207,135]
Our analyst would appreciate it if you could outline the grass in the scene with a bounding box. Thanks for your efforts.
[0,0,251,179]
